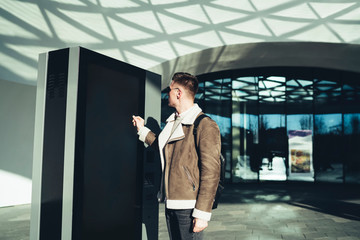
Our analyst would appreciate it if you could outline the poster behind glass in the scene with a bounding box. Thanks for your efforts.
[288,130,314,181]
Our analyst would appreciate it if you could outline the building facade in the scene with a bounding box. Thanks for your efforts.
[162,66,360,184]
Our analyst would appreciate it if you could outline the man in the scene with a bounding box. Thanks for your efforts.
[132,72,221,240]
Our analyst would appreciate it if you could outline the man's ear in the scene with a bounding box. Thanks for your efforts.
[177,89,182,99]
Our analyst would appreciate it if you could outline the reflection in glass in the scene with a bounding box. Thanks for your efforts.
[257,76,287,181]
[258,114,287,181]
[232,77,258,182]
[203,78,232,181]
[344,114,360,135]
[287,114,313,131]
[232,113,259,181]
[344,114,360,183]
[314,114,343,182]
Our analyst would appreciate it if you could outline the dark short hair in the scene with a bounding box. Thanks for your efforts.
[171,72,198,98]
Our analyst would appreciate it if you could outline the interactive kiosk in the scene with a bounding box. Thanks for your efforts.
[30,47,161,240]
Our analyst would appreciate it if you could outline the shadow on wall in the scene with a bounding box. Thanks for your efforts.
[150,42,360,89]
[1,1,360,85]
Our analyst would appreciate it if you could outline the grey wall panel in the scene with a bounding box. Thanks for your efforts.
[30,52,48,240]
[62,47,80,240]
[142,71,162,239]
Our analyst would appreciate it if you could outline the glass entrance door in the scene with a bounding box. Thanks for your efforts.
[258,114,287,181]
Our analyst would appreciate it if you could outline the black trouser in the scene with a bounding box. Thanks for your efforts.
[165,208,204,240]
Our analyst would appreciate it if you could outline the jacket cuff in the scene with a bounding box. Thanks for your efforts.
[137,126,150,143]
[192,208,211,221]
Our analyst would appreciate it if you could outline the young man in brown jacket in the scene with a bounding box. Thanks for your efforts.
[132,72,221,240]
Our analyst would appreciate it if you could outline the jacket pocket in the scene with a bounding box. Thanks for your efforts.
[183,166,196,191]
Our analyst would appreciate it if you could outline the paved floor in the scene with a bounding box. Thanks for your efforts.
[1,182,360,240]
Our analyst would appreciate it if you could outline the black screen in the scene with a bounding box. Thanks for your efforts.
[72,48,145,240]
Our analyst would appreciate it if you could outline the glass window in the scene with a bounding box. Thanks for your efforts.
[343,74,360,183]
[203,78,232,181]
[313,78,343,182]
[232,76,258,182]
[258,114,287,181]
[314,114,343,182]
[344,113,360,183]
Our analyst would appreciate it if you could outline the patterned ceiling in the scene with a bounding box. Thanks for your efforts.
[0,0,359,85]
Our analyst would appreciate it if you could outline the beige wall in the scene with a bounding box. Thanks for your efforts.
[0,79,36,206]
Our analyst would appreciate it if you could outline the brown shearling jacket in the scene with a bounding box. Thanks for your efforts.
[138,104,221,221]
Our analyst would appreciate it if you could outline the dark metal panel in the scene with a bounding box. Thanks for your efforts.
[40,48,69,240]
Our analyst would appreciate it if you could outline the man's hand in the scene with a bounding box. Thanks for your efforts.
[132,115,144,131]
[193,218,208,232]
